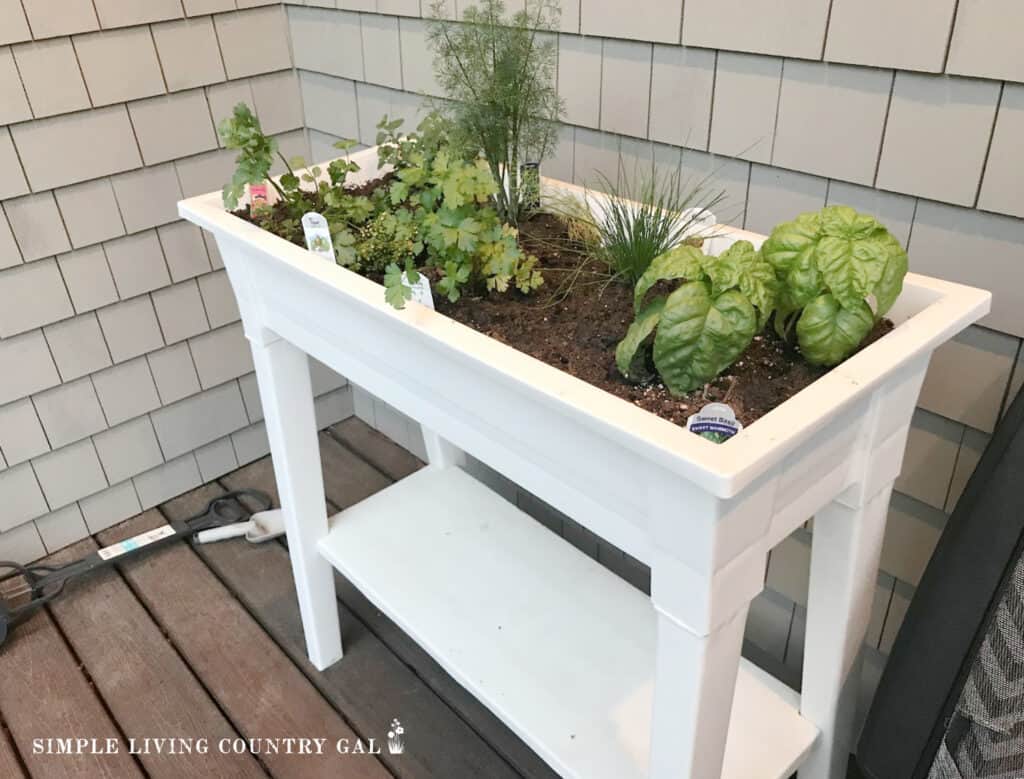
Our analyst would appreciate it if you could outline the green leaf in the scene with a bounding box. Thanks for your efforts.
[383,263,412,309]
[871,232,908,319]
[697,240,777,329]
[796,293,874,366]
[615,298,666,382]
[763,205,908,321]
[700,240,751,296]
[761,211,821,276]
[652,281,757,395]
[738,257,779,331]
[633,245,705,312]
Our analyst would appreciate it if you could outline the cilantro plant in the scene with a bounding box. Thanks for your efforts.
[219,102,376,262]
[427,0,563,227]
[616,241,777,394]
[761,205,908,365]
[219,103,289,209]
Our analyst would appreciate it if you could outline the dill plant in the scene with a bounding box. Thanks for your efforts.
[427,0,564,227]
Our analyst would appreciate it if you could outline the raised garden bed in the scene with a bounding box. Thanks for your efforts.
[180,137,989,779]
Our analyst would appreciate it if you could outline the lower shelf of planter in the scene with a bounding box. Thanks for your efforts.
[318,465,818,779]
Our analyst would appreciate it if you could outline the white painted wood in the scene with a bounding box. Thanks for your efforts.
[422,427,465,469]
[799,484,895,779]
[250,336,343,671]
[318,466,819,779]
[179,147,991,778]
[650,606,750,778]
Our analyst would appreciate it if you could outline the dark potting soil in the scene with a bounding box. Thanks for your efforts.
[435,213,893,429]
[238,193,893,430]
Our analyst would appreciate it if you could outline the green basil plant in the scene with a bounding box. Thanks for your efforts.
[762,205,907,366]
[616,205,908,396]
[615,241,776,395]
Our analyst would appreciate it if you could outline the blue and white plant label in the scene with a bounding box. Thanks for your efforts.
[687,403,742,443]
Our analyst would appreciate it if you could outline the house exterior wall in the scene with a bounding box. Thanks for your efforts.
[1,0,1020,731]
[0,1,352,563]
[284,0,1024,717]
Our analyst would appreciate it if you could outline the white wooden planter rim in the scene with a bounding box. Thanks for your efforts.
[179,146,991,779]
[180,158,988,499]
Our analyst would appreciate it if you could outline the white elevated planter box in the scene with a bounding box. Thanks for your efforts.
[180,147,990,779]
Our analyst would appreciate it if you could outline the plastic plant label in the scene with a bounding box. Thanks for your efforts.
[687,402,743,443]
[249,183,270,212]
[301,212,335,262]
[402,271,435,310]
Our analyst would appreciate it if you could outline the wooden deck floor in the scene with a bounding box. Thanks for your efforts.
[0,417,865,779]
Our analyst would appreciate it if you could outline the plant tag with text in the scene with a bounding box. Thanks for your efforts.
[402,271,435,310]
[687,403,742,444]
[249,183,270,212]
[301,212,336,262]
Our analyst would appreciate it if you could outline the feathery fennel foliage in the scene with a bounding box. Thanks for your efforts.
[427,0,564,227]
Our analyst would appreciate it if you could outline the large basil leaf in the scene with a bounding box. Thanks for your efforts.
[761,211,821,275]
[615,298,665,382]
[796,293,874,366]
[633,245,704,311]
[702,240,777,330]
[652,281,757,395]
[701,239,752,295]
[872,231,908,318]
[762,212,825,309]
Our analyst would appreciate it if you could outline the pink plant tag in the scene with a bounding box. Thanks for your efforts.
[249,183,270,211]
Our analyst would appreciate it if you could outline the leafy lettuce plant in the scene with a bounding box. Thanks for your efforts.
[616,240,777,394]
[762,205,907,365]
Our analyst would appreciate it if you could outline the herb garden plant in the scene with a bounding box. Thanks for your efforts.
[181,12,989,775]
[213,0,914,430]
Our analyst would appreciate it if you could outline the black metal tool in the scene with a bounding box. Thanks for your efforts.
[0,489,272,651]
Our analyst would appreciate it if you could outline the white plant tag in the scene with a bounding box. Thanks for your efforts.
[301,212,335,262]
[402,271,434,310]
[678,206,717,237]
[687,403,742,444]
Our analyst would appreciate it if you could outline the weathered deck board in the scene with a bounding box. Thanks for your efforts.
[44,538,268,779]
[0,607,144,779]
[0,719,27,778]
[327,420,422,481]
[222,424,559,779]
[95,511,392,779]
[163,482,522,779]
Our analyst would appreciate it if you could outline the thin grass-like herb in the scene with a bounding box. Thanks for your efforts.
[549,155,729,284]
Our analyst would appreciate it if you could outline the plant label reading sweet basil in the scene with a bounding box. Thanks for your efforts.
[687,403,743,443]
[301,212,336,262]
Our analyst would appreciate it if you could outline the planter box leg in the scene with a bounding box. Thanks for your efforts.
[422,428,465,469]
[650,604,749,779]
[799,484,894,779]
[252,337,343,671]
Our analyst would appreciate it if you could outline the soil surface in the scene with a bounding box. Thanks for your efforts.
[238,192,893,430]
[436,213,893,429]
